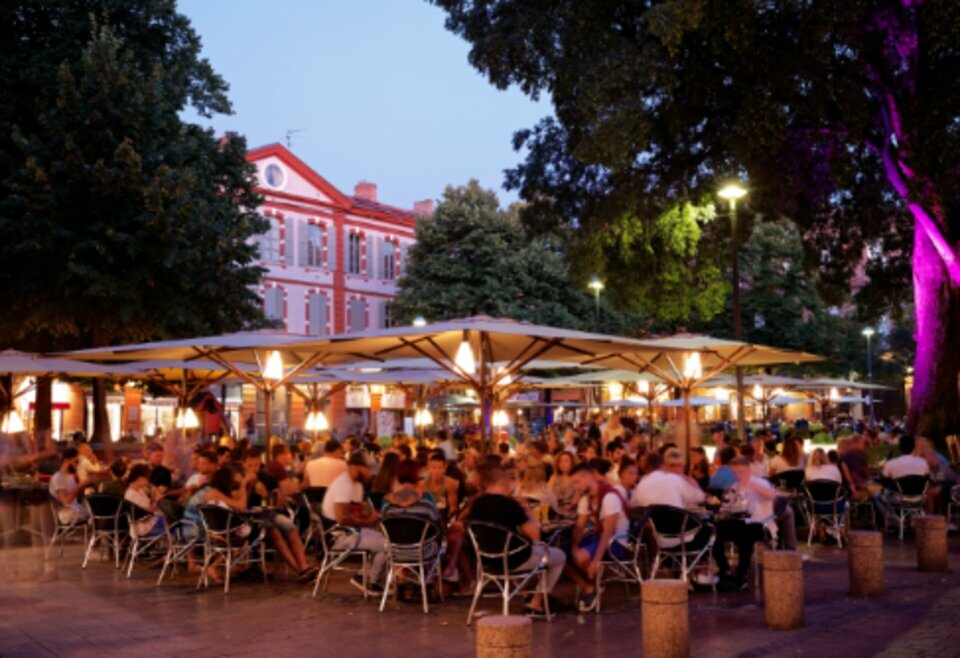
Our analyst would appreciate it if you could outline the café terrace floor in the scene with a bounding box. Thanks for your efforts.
[1,534,959,657]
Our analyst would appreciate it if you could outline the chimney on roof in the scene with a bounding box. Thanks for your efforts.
[413,199,434,217]
[354,181,377,202]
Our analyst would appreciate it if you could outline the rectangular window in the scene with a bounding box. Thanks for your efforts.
[382,240,396,281]
[257,216,282,262]
[264,287,283,321]
[307,293,327,336]
[381,302,393,328]
[347,233,362,275]
[305,223,324,268]
[348,299,365,332]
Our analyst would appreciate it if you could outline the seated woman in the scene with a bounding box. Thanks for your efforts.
[123,464,166,538]
[769,438,805,477]
[422,451,459,520]
[546,451,578,518]
[183,466,250,584]
[517,460,557,519]
[805,448,842,483]
[382,459,441,523]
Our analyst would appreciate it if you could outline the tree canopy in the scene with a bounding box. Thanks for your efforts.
[434,0,956,435]
[391,180,645,334]
[0,3,267,351]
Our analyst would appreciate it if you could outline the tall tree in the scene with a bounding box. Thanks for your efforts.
[391,180,645,333]
[434,1,952,436]
[0,4,267,441]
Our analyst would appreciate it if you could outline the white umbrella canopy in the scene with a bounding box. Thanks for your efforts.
[706,373,807,388]
[659,397,731,408]
[832,395,869,404]
[768,395,809,406]
[601,398,650,408]
[795,377,893,391]
[0,349,141,377]
[60,330,303,364]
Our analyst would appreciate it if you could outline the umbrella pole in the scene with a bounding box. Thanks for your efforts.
[263,387,271,446]
[683,390,692,464]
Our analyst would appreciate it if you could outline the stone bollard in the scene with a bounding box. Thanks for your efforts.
[476,615,532,658]
[641,579,689,658]
[848,531,885,598]
[915,515,949,573]
[762,550,804,630]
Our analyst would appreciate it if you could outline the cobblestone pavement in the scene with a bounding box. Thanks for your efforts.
[1,535,959,657]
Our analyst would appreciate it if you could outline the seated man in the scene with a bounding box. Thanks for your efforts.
[184,450,217,497]
[467,462,566,619]
[321,452,386,594]
[882,434,930,481]
[633,448,706,510]
[708,447,738,491]
[569,463,632,612]
[49,448,92,524]
[713,457,777,589]
[305,439,348,488]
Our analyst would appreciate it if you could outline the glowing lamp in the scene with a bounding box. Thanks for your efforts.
[454,335,476,375]
[718,182,748,202]
[262,350,284,381]
[682,352,702,381]
[606,381,624,400]
[1,410,25,433]
[496,367,512,387]
[637,380,649,395]
[862,327,875,338]
[752,384,763,400]
[492,409,509,428]
[413,316,427,327]
[829,387,840,401]
[555,405,564,416]
[588,276,605,292]
[305,410,329,432]
[175,407,199,430]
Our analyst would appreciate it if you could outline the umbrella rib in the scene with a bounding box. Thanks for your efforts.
[401,337,480,389]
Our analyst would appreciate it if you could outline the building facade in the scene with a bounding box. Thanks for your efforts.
[244,144,431,436]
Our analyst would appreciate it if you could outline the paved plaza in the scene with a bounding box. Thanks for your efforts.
[1,536,959,657]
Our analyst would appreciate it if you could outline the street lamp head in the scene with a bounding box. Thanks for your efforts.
[718,182,748,202]
[412,316,427,327]
[862,327,875,338]
[588,275,604,292]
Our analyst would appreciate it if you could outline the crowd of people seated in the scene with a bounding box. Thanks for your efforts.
[41,410,957,617]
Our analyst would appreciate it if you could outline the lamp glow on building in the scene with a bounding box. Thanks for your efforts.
[454,335,476,375]
[262,350,284,381]
[606,381,624,401]
[1,409,25,433]
[637,380,649,395]
[414,408,434,427]
[413,316,427,327]
[829,387,840,401]
[492,409,509,429]
[752,383,763,400]
[555,405,564,416]
[175,406,200,430]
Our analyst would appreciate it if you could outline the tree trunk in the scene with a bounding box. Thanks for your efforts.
[34,375,53,451]
[907,224,960,440]
[91,377,114,459]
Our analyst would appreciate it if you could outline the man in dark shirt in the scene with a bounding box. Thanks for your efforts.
[467,463,566,618]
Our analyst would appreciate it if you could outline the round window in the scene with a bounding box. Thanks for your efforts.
[263,163,285,189]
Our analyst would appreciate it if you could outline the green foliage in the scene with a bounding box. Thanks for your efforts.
[812,432,835,445]
[0,4,267,349]
[391,180,645,332]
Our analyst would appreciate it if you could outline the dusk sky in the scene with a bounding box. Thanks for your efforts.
[179,0,549,208]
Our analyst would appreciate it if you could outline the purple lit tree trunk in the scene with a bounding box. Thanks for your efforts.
[907,223,960,436]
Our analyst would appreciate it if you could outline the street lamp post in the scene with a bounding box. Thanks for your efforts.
[718,182,748,441]
[862,327,875,424]
[589,276,604,332]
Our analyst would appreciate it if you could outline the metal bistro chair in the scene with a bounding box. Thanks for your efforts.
[124,503,171,578]
[591,509,649,613]
[465,521,551,625]
[769,470,809,527]
[647,505,716,590]
[47,495,89,559]
[883,475,928,540]
[156,501,201,586]
[805,480,848,548]
[82,494,127,569]
[948,484,960,533]
[307,497,373,599]
[379,514,445,613]
[197,504,267,594]
[301,487,327,551]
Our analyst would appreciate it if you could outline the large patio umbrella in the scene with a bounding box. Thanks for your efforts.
[60,331,331,440]
[255,316,682,444]
[795,378,892,419]
[706,373,808,420]
[578,334,822,455]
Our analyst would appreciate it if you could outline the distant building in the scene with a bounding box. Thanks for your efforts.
[243,143,433,437]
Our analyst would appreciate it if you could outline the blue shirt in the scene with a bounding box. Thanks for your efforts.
[708,466,736,491]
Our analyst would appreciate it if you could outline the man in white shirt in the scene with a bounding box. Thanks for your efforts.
[569,463,632,612]
[633,448,706,509]
[882,435,930,480]
[320,453,386,594]
[713,457,777,588]
[305,439,348,488]
[184,450,217,495]
[49,448,92,524]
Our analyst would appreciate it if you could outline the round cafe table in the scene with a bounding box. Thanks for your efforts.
[0,478,49,540]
